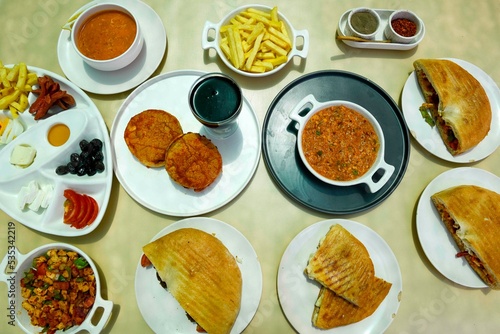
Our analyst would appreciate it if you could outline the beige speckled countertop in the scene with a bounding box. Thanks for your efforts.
[1,0,499,333]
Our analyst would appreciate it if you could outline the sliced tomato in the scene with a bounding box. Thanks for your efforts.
[63,189,81,225]
[72,194,90,229]
[78,195,95,227]
[86,195,99,226]
[63,189,90,228]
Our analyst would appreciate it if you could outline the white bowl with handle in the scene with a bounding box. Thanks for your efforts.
[289,94,395,193]
[202,4,309,77]
[0,242,113,334]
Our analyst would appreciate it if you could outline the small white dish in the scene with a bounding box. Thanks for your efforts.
[57,0,166,94]
[135,217,262,334]
[289,94,395,193]
[337,8,425,50]
[384,10,423,44]
[278,219,402,334]
[401,58,500,163]
[202,4,309,77]
[0,243,113,334]
[346,7,381,40]
[416,167,500,288]
[71,2,143,71]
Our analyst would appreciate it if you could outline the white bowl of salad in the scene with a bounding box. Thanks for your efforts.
[0,243,113,334]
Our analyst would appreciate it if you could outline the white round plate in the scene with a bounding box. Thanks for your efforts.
[416,167,500,288]
[135,217,262,334]
[277,219,402,334]
[57,0,166,95]
[401,58,500,162]
[0,66,113,237]
[110,69,260,216]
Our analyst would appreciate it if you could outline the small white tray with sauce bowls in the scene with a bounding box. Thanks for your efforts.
[337,8,425,50]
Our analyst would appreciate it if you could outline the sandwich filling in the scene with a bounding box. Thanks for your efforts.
[433,201,494,286]
[431,185,500,289]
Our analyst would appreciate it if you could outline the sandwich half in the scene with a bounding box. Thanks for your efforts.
[305,224,375,306]
[142,228,242,334]
[431,185,500,289]
[312,276,392,329]
[413,59,491,155]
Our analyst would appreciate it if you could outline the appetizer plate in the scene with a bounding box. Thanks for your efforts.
[135,217,262,334]
[416,167,500,288]
[262,70,410,214]
[278,219,402,334]
[337,8,425,50]
[57,0,167,94]
[0,243,113,334]
[402,58,500,163]
[110,70,260,216]
[0,66,113,237]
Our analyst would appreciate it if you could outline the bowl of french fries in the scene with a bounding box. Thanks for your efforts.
[202,4,309,77]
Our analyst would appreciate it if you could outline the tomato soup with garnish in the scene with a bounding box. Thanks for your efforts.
[302,105,380,181]
[76,10,137,60]
[48,123,70,146]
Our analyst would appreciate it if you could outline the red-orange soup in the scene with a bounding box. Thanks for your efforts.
[301,105,380,181]
[76,10,137,60]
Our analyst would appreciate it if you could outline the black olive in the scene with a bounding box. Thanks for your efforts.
[76,166,87,176]
[67,162,77,174]
[79,139,89,151]
[90,138,103,150]
[95,161,105,173]
[56,165,69,175]
[94,151,104,162]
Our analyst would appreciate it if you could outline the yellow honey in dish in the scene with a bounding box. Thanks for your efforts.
[48,123,70,146]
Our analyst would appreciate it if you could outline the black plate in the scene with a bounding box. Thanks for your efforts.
[262,70,410,214]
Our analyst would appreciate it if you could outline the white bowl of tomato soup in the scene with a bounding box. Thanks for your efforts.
[0,243,113,334]
[71,3,144,71]
[289,94,395,193]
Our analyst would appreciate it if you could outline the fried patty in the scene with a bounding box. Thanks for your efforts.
[124,109,183,167]
[165,132,222,192]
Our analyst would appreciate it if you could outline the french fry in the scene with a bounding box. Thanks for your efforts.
[245,32,265,71]
[219,6,290,73]
[262,40,288,57]
[0,61,37,116]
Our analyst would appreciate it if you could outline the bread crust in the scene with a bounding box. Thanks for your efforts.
[124,109,183,167]
[142,228,242,334]
[165,132,222,192]
[413,59,491,155]
[431,185,500,289]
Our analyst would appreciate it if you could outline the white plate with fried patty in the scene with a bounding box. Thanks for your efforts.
[135,217,262,334]
[277,219,402,334]
[110,69,260,216]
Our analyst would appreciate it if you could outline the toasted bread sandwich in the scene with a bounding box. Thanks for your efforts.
[413,59,491,155]
[431,185,500,289]
[142,228,242,333]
